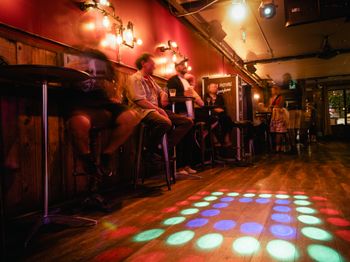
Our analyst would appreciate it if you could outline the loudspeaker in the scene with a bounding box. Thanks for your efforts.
[285,0,319,27]
[246,64,257,74]
[208,20,227,42]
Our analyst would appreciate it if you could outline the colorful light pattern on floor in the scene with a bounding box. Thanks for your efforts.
[102,190,349,262]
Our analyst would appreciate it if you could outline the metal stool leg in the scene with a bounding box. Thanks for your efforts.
[161,134,171,191]
[134,124,145,188]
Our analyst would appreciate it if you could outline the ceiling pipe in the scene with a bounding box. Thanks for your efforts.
[164,0,263,87]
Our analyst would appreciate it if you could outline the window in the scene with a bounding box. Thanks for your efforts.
[328,89,350,125]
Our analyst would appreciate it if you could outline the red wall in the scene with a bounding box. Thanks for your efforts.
[0,0,237,81]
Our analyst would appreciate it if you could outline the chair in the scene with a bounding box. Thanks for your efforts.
[134,122,174,190]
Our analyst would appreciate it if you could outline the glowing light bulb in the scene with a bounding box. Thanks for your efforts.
[172,54,177,62]
[170,41,178,48]
[230,1,247,21]
[187,66,192,71]
[83,22,96,31]
[99,0,110,6]
[136,38,143,45]
[253,94,260,100]
[102,16,110,28]
[116,34,123,45]
[100,39,108,47]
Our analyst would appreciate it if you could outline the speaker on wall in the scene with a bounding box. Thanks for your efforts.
[208,20,227,42]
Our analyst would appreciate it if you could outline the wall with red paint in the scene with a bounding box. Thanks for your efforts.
[0,0,237,81]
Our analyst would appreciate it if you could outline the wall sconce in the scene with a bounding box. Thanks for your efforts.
[156,40,193,75]
[79,0,142,49]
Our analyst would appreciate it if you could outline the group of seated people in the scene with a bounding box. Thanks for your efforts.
[66,49,235,202]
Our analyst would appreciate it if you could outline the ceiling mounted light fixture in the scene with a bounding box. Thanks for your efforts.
[230,0,247,21]
[259,0,277,19]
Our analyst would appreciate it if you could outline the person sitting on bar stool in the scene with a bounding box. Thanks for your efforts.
[204,83,233,157]
[167,58,204,175]
[65,49,140,208]
[126,53,193,164]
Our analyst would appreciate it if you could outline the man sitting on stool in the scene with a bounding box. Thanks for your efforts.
[126,53,193,162]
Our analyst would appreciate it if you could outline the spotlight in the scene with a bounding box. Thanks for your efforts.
[259,0,277,19]
[230,0,247,21]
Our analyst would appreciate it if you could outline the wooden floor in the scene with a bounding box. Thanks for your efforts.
[6,141,350,261]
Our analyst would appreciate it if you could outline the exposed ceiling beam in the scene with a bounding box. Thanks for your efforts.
[180,0,231,11]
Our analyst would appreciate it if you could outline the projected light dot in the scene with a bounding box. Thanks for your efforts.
[201,209,220,217]
[307,244,343,262]
[240,222,263,235]
[243,193,256,197]
[301,227,332,241]
[193,202,210,207]
[327,217,350,227]
[259,194,272,198]
[166,230,195,246]
[271,213,292,223]
[211,192,224,196]
[256,198,270,204]
[276,194,290,199]
[296,207,317,214]
[270,225,296,239]
[294,195,309,199]
[267,240,298,261]
[196,233,223,250]
[275,199,290,205]
[163,217,186,226]
[273,206,291,213]
[233,237,260,255]
[239,197,253,203]
[220,197,234,202]
[227,192,240,196]
[319,208,340,216]
[214,220,236,231]
[213,203,229,209]
[186,218,208,228]
[204,196,218,201]
[298,215,322,225]
[294,200,312,206]
[133,229,164,242]
[181,208,199,215]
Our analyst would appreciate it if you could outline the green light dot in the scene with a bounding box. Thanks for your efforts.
[298,215,322,225]
[294,195,309,199]
[294,200,312,206]
[276,194,290,199]
[266,240,298,261]
[133,229,164,242]
[308,244,343,262]
[193,202,210,207]
[166,230,195,246]
[212,192,224,196]
[243,193,256,197]
[180,208,199,215]
[204,196,218,201]
[296,207,317,214]
[259,194,272,198]
[233,236,260,255]
[227,192,240,196]
[197,233,223,250]
[163,216,186,226]
[301,227,332,241]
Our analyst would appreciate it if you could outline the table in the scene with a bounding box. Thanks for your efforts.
[0,65,97,247]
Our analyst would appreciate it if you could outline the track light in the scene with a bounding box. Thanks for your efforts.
[259,0,277,19]
[230,0,247,21]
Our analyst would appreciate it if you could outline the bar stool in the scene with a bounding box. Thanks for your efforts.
[134,122,173,190]
[232,120,255,165]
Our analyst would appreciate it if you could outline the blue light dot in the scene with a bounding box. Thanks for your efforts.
[214,220,236,231]
[271,213,292,223]
[273,206,291,213]
[240,222,264,235]
[221,197,234,202]
[213,203,229,209]
[275,199,291,205]
[239,197,253,203]
[256,198,270,204]
[270,224,297,239]
[186,218,209,228]
[201,209,220,217]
